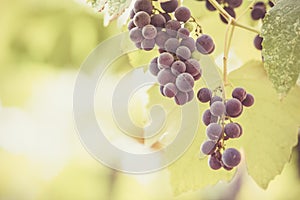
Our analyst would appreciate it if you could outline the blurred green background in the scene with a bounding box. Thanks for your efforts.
[0,0,299,199]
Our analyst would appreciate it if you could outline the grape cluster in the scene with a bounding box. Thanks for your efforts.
[197,87,254,170]
[204,0,243,24]
[128,0,216,105]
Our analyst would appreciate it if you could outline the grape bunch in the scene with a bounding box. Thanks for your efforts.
[197,87,254,170]
[203,0,243,24]
[128,0,216,105]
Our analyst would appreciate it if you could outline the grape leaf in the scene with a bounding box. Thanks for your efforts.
[261,0,300,96]
[228,60,300,189]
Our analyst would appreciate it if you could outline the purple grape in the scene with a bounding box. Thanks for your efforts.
[163,82,178,98]
[177,28,190,39]
[268,0,274,7]
[135,42,142,49]
[254,35,263,50]
[160,85,165,96]
[210,96,223,106]
[201,140,217,155]
[151,14,166,28]
[206,123,223,141]
[164,38,180,53]
[142,24,157,39]
[158,52,174,69]
[133,11,151,28]
[220,7,236,24]
[202,109,218,126]
[171,60,186,76]
[174,91,189,105]
[176,73,195,92]
[197,87,212,103]
[149,57,159,76]
[210,101,225,117]
[165,20,181,37]
[209,154,222,170]
[187,90,194,102]
[196,34,215,55]
[176,46,191,61]
[222,148,241,168]
[235,122,243,136]
[242,93,254,107]
[205,0,217,11]
[232,87,247,102]
[223,165,233,171]
[127,20,135,30]
[129,27,143,43]
[161,13,171,22]
[134,0,153,15]
[180,37,196,52]
[141,38,155,51]
[160,0,178,13]
[225,0,243,8]
[157,68,176,85]
[251,6,266,20]
[185,59,201,76]
[129,9,135,19]
[224,123,241,138]
[155,31,170,48]
[254,1,267,9]
[174,6,191,22]
[225,98,243,118]
[193,72,201,81]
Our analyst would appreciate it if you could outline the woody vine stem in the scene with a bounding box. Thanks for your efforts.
[207,0,260,86]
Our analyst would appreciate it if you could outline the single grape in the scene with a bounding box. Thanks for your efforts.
[220,7,236,24]
[197,87,212,103]
[128,20,135,31]
[160,85,165,96]
[225,0,243,8]
[129,9,135,19]
[174,91,189,105]
[174,6,191,22]
[210,96,223,106]
[185,58,201,76]
[221,148,241,168]
[151,14,166,28]
[176,46,191,61]
[149,57,159,76]
[187,90,194,102]
[268,0,274,7]
[177,28,190,39]
[196,34,215,55]
[155,31,170,48]
[202,109,219,126]
[163,82,178,98]
[158,48,166,54]
[158,52,174,68]
[134,0,153,15]
[223,165,233,171]
[209,154,222,170]
[161,13,171,22]
[157,68,176,85]
[251,6,266,20]
[171,60,186,76]
[224,122,241,138]
[135,42,142,49]
[254,35,263,50]
[141,38,155,51]
[160,0,178,13]
[205,0,216,11]
[164,38,180,53]
[193,72,201,81]
[254,1,266,9]
[232,87,247,102]
[180,37,196,52]
[142,24,157,39]
[210,101,225,117]
[201,140,217,155]
[133,11,151,28]
[176,73,195,92]
[225,98,243,118]
[165,20,181,37]
[129,27,143,43]
[206,123,223,141]
[235,122,243,136]
[242,93,254,107]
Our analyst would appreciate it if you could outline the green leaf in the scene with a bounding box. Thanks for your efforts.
[228,60,300,189]
[261,0,300,96]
